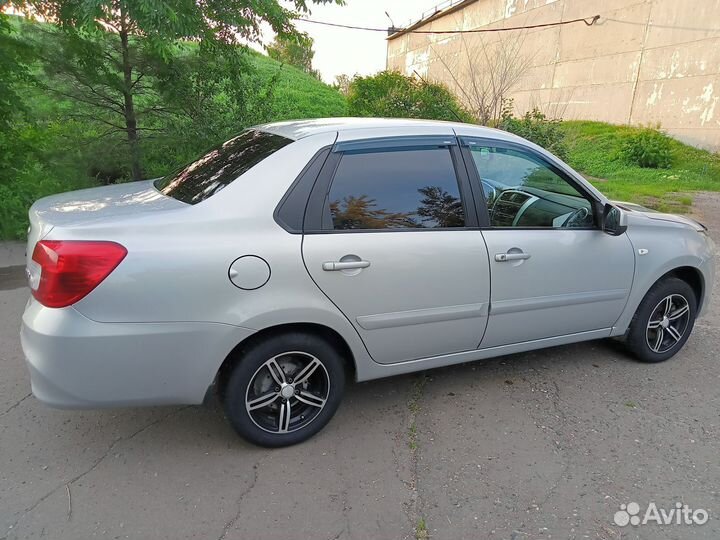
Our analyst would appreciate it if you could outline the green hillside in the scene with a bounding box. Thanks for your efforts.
[247,52,347,121]
[561,121,720,213]
[0,17,347,239]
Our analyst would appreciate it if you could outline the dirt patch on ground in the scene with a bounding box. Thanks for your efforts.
[689,191,720,324]
[689,191,720,228]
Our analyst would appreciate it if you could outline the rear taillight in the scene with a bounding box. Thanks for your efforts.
[30,240,127,308]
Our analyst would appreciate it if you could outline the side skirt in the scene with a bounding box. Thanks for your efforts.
[354,328,612,382]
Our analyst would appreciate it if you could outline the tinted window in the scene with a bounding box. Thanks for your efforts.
[469,146,593,228]
[155,129,292,204]
[326,148,465,230]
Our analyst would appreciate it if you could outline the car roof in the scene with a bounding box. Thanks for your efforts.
[254,117,522,143]
[253,117,608,204]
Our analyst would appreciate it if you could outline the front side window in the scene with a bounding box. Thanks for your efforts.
[155,129,292,205]
[326,147,465,230]
[469,146,594,228]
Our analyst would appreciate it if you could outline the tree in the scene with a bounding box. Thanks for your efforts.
[267,32,318,77]
[333,73,353,96]
[430,29,533,125]
[10,0,340,179]
[0,14,32,183]
[23,23,167,181]
[347,70,470,122]
[0,14,29,133]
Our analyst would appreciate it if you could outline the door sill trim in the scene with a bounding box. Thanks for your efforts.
[490,289,628,315]
[356,302,488,330]
[355,328,612,381]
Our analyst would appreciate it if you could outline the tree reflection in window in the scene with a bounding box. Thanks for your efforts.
[326,147,466,230]
[330,186,464,230]
[155,130,292,205]
[417,186,464,227]
[330,195,418,229]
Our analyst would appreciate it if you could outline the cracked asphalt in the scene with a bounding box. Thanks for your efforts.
[2,195,720,540]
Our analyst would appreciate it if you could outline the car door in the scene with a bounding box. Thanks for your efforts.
[460,138,635,348]
[302,135,491,364]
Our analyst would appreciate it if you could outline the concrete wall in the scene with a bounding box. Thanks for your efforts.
[387,0,720,151]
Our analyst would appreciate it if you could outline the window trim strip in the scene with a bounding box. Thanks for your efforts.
[333,135,457,154]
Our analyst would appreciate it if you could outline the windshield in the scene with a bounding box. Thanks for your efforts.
[154,129,292,204]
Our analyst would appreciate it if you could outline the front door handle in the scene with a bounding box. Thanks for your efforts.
[322,260,371,271]
[495,252,531,262]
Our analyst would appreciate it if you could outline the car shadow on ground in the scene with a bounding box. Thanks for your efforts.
[114,337,637,451]
[5,334,642,462]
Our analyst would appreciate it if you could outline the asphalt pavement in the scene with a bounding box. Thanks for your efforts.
[1,195,719,540]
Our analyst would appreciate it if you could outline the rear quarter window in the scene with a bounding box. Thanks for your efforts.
[155,129,292,204]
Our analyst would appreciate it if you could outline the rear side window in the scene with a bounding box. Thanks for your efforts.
[155,129,292,204]
[326,148,465,230]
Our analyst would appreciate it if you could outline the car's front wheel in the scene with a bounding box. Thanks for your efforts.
[626,277,697,363]
[222,332,346,447]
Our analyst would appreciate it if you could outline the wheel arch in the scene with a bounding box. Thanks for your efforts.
[665,266,705,312]
[613,259,708,337]
[215,322,357,400]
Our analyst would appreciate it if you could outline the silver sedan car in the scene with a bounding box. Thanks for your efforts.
[21,118,714,447]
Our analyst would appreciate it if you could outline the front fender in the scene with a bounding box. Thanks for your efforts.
[612,220,714,335]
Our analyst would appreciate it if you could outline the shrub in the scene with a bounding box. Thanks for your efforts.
[620,127,672,169]
[498,105,569,161]
[347,71,471,122]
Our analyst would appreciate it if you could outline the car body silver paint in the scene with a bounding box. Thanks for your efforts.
[303,230,492,364]
[21,296,255,407]
[610,211,714,333]
[19,118,715,407]
[479,229,635,348]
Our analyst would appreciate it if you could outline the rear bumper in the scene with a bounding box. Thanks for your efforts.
[21,298,255,408]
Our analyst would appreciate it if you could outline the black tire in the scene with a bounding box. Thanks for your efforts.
[625,277,697,363]
[223,332,346,447]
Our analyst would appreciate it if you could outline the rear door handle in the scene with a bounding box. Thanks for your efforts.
[322,260,371,271]
[495,252,531,262]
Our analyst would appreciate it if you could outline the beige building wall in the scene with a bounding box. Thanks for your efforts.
[387,0,720,151]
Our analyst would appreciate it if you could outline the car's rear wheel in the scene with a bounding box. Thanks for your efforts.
[625,277,697,363]
[223,333,346,447]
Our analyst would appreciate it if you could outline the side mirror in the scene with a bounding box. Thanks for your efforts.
[602,203,627,236]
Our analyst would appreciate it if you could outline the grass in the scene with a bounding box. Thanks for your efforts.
[407,376,427,450]
[248,52,347,120]
[415,517,429,540]
[408,422,418,450]
[1,18,348,240]
[560,121,720,213]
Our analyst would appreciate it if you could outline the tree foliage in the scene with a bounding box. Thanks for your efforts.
[266,32,318,78]
[499,105,569,161]
[0,14,32,183]
[332,73,353,96]
[11,0,338,48]
[0,14,30,131]
[347,70,470,122]
[8,0,340,179]
[0,13,346,239]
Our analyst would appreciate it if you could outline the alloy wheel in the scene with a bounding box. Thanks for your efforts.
[645,294,691,354]
[245,351,330,434]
